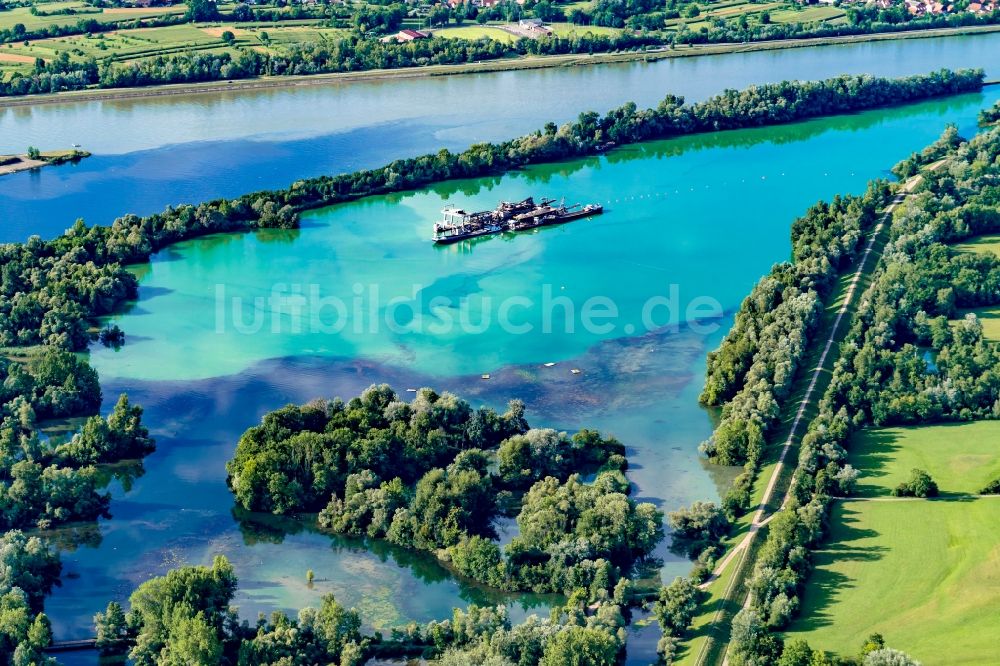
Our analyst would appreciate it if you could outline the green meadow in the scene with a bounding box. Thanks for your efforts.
[784,498,1000,664]
[954,232,1000,258]
[848,421,1000,496]
[953,304,1000,342]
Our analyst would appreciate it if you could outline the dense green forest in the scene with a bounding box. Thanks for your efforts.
[661,168,896,611]
[665,113,986,640]
[699,180,891,466]
[228,385,662,596]
[727,126,1000,665]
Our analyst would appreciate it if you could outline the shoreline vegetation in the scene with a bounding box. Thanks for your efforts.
[0,69,988,661]
[1,24,998,108]
[0,148,90,176]
[691,126,1000,662]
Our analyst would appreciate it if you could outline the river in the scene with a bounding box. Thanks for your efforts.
[0,31,998,241]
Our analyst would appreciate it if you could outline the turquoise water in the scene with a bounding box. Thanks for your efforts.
[91,90,1000,382]
[1,32,998,239]
[38,88,1000,646]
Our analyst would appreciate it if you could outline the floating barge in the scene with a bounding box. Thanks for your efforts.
[432,196,603,244]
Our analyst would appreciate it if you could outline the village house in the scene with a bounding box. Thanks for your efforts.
[517,17,552,33]
[380,29,432,43]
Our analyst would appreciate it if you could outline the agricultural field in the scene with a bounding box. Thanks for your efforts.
[783,497,1000,664]
[0,0,184,32]
[848,421,1000,497]
[0,19,348,76]
[769,4,847,24]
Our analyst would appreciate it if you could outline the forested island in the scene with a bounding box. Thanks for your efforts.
[81,384,669,664]
[0,68,992,664]
[228,385,661,596]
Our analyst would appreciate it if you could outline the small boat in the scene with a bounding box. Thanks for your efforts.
[543,362,556,367]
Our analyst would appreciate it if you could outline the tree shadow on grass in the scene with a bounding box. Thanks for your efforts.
[849,429,902,497]
[793,505,888,632]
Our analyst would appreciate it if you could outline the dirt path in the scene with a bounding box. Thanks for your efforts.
[690,173,924,666]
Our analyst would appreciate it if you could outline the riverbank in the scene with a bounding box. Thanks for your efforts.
[2,23,999,109]
[0,149,91,175]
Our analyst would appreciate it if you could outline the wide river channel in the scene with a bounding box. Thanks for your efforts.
[0,32,998,664]
[0,32,998,239]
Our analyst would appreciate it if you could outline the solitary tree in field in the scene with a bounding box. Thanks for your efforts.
[26,146,40,160]
[892,469,938,498]
[221,30,236,46]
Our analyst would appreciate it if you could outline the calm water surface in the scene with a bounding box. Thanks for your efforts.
[40,89,1000,649]
[0,32,998,239]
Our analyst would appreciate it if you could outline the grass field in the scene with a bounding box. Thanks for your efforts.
[848,421,1000,496]
[953,304,1000,342]
[769,5,846,23]
[432,25,517,42]
[547,22,621,37]
[954,232,1000,258]
[784,498,1000,663]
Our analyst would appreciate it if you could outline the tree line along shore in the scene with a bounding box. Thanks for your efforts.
[0,23,997,108]
[2,0,1000,99]
[0,70,993,665]
[683,103,1000,665]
